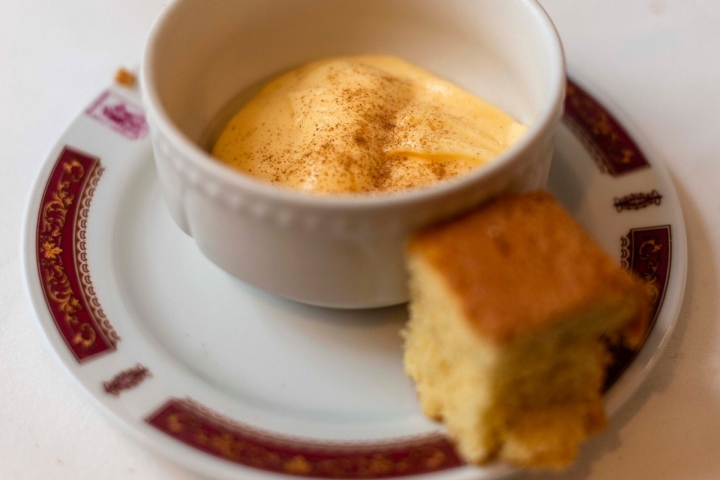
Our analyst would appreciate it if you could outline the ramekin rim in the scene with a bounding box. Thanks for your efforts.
[140,0,566,211]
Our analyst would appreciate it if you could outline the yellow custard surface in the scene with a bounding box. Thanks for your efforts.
[212,55,527,194]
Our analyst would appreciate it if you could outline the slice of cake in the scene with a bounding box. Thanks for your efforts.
[403,191,649,468]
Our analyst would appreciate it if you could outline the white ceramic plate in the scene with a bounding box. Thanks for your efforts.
[21,77,686,480]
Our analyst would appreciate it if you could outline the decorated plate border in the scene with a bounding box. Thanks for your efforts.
[21,77,687,479]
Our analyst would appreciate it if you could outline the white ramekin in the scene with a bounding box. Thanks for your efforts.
[141,0,565,309]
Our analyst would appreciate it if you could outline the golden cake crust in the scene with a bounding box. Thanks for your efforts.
[407,191,647,344]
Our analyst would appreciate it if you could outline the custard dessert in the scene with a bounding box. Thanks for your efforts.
[212,55,526,194]
[403,191,649,468]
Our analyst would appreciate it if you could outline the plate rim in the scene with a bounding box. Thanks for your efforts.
[19,74,688,480]
[565,72,687,417]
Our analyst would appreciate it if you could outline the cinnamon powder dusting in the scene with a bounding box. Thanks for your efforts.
[212,56,527,194]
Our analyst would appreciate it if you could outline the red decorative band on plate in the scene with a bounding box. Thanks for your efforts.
[564,80,650,177]
[146,398,462,478]
[613,190,663,212]
[85,90,148,140]
[103,364,152,396]
[604,225,672,389]
[622,225,672,330]
[36,147,120,362]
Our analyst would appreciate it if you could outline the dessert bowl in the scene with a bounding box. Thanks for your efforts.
[141,0,565,308]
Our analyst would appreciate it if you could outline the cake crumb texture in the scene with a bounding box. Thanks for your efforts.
[114,67,136,87]
[403,191,648,468]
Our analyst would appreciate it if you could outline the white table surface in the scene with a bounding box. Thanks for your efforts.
[2,1,719,479]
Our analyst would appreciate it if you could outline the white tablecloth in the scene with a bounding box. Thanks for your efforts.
[2,1,718,479]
